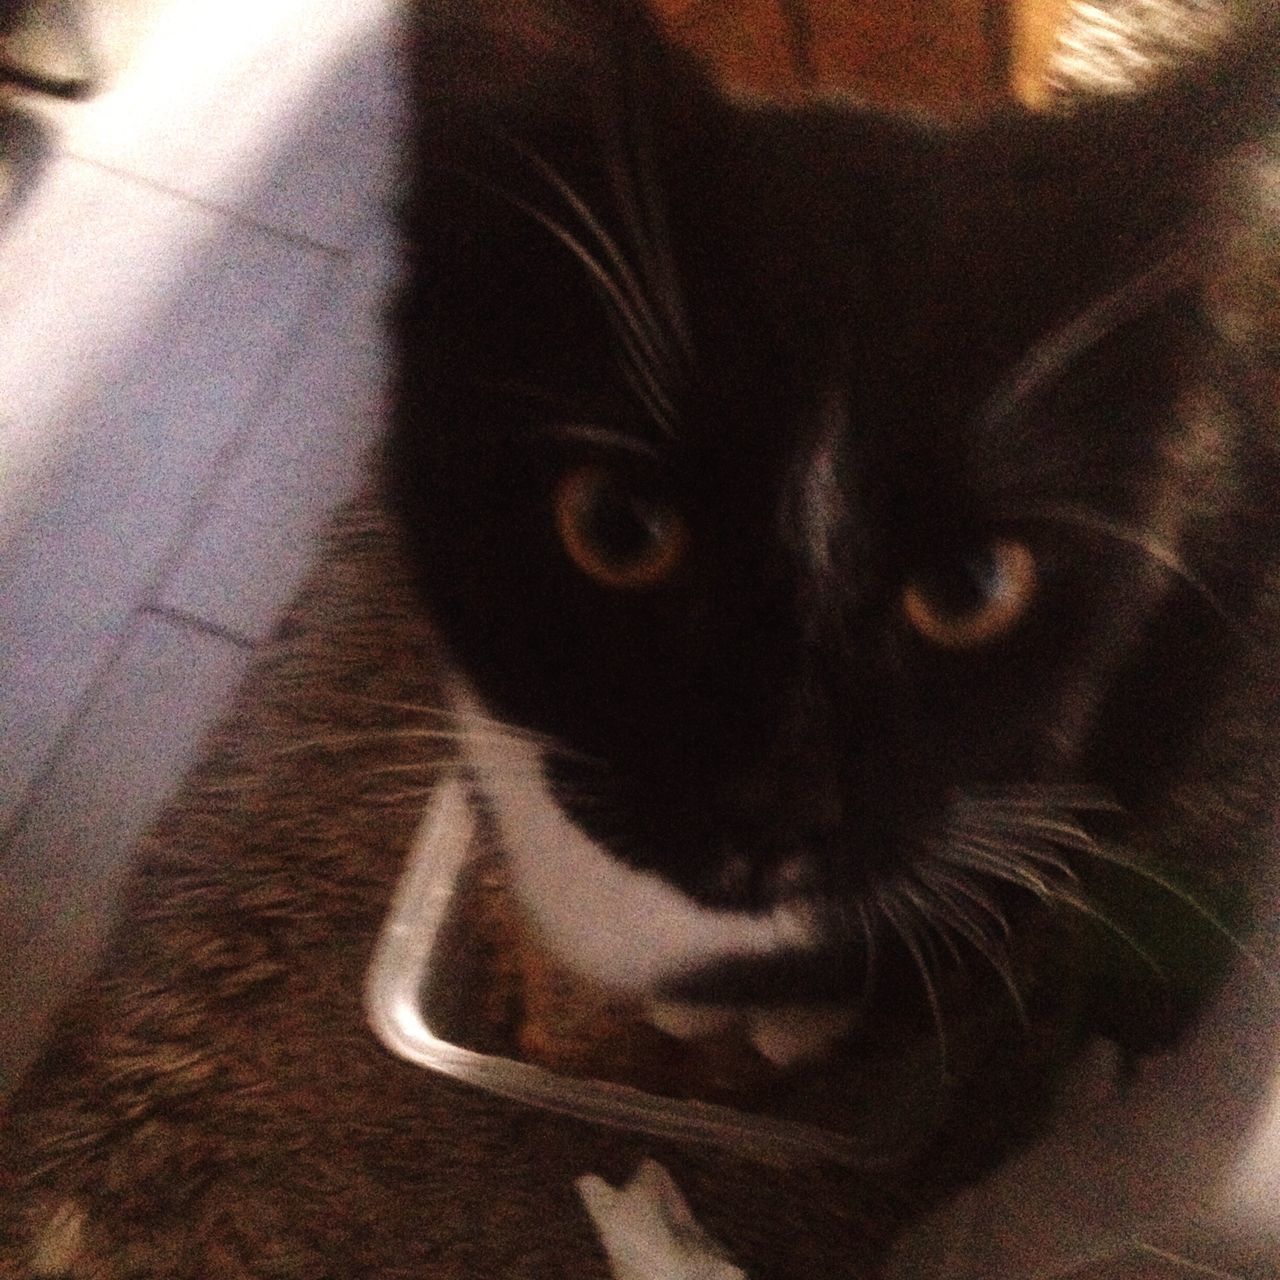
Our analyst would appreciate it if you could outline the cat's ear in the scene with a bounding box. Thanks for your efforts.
[1023,1,1280,256]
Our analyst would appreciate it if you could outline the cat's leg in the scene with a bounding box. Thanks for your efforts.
[885,1040,1142,1279]
[745,1006,857,1068]
[888,932,1280,1280]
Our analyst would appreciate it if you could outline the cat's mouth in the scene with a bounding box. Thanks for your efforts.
[447,682,1247,1078]
[453,680,1115,1024]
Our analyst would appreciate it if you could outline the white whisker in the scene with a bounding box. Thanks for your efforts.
[627,98,696,362]
[912,865,1030,1024]
[272,726,542,759]
[1076,843,1277,987]
[362,760,459,778]
[474,176,673,414]
[916,863,1013,940]
[1055,888,1167,982]
[978,239,1194,438]
[943,840,1072,899]
[549,422,663,459]
[899,880,964,968]
[1001,502,1238,626]
[621,345,679,430]
[332,694,540,735]
[878,889,951,1077]
[360,760,548,782]
[368,787,452,806]
[510,141,671,365]
[957,785,1121,814]
[856,898,879,1004]
[958,827,1078,872]
[1130,1241,1244,1279]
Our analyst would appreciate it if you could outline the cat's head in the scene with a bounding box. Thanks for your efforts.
[389,0,1280,1029]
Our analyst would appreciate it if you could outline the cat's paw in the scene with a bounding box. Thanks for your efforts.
[643,1000,739,1041]
[577,1159,747,1280]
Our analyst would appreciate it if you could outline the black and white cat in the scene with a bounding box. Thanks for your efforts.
[389,0,1280,1267]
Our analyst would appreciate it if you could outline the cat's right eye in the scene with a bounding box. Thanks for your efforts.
[902,539,1037,649]
[555,464,687,589]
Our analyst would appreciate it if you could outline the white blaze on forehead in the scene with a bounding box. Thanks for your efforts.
[452,686,818,995]
[803,433,842,576]
[794,389,847,581]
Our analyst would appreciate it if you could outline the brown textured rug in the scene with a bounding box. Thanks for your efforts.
[0,492,912,1279]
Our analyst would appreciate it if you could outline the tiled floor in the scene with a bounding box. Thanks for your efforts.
[0,0,398,1093]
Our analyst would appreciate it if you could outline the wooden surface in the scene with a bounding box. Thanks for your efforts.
[1007,0,1076,104]
[653,0,1076,111]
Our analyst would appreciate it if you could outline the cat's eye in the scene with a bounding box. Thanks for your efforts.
[555,464,687,589]
[902,539,1037,649]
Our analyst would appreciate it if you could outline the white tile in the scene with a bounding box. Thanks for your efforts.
[0,155,332,829]
[35,0,402,251]
[78,0,186,88]
[156,215,396,641]
[1,152,225,536]
[0,612,252,1094]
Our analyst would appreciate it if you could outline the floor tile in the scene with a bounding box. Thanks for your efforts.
[32,0,401,252]
[0,154,331,830]
[155,214,395,642]
[0,612,252,1095]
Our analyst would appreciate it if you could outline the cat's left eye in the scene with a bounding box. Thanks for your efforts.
[902,539,1037,649]
[555,464,687,589]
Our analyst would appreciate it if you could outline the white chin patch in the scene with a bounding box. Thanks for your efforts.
[452,687,819,997]
[644,1000,856,1067]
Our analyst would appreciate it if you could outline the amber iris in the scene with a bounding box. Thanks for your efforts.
[903,539,1037,649]
[555,465,687,589]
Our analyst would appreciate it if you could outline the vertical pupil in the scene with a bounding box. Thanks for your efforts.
[931,546,1001,615]
[964,547,1002,602]
[584,479,660,565]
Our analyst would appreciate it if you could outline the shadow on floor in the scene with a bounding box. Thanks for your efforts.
[0,102,51,225]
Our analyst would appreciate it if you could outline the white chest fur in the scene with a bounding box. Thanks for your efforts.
[452,682,1280,1273]
[454,687,819,998]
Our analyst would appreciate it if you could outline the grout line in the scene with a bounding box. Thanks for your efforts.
[139,244,349,616]
[0,599,255,858]
[0,215,341,856]
[61,150,359,259]
[140,604,256,650]
[0,610,146,852]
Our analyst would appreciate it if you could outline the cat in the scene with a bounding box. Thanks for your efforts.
[390,0,1278,1034]
[388,0,1280,1268]
[0,2,1275,1276]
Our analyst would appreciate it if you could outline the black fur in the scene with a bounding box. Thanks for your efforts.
[389,0,1280,1027]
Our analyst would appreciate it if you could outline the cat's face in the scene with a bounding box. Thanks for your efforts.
[390,0,1278,1020]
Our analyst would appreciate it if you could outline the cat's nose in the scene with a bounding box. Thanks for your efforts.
[719,759,847,841]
